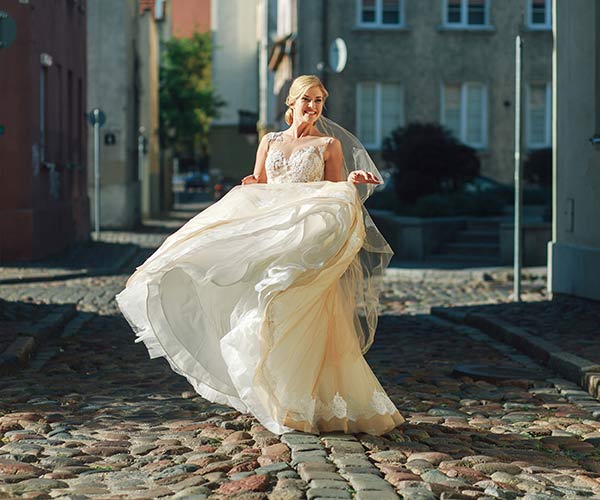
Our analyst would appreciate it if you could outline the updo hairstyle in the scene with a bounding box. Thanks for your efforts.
[284,75,329,126]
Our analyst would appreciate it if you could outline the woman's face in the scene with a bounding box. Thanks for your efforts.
[292,86,324,126]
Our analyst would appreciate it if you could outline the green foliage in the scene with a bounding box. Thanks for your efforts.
[382,122,481,204]
[524,147,552,186]
[159,32,224,157]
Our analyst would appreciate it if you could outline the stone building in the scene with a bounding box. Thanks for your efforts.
[87,0,182,226]
[548,0,600,300]
[87,0,140,228]
[209,0,260,180]
[0,0,89,261]
[268,0,553,183]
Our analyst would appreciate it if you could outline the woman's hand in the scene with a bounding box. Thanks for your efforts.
[347,170,381,185]
[241,174,259,185]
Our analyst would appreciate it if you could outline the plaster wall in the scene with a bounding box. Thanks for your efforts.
[210,0,259,177]
[87,0,140,227]
[211,0,258,126]
[138,11,161,217]
[548,0,600,300]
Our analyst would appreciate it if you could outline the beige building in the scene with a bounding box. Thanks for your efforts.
[87,0,170,226]
[268,0,553,184]
[87,0,140,228]
[209,0,260,180]
[548,0,600,300]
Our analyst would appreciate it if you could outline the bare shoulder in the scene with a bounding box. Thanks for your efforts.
[325,136,342,151]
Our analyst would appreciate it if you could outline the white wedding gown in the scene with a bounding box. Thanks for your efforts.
[116,132,403,435]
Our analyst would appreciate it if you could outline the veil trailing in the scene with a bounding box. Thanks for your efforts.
[316,116,394,354]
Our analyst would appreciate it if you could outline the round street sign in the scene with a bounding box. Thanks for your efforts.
[329,38,348,74]
[0,12,17,49]
[88,108,106,127]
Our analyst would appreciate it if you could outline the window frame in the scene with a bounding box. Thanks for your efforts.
[356,81,405,150]
[526,0,552,30]
[440,81,488,150]
[441,0,491,30]
[526,82,552,149]
[356,0,405,29]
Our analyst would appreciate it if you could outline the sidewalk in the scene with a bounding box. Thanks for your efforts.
[431,294,600,406]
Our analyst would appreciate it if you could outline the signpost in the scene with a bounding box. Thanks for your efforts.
[88,108,106,239]
[514,36,523,302]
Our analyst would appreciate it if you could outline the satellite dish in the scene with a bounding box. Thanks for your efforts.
[328,37,347,74]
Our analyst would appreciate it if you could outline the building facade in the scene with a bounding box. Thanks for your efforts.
[171,0,210,38]
[268,0,553,184]
[209,0,260,180]
[87,0,140,228]
[87,0,172,226]
[548,0,600,300]
[0,0,89,261]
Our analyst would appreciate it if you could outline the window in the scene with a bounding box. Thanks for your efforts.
[527,83,552,148]
[442,0,490,28]
[357,0,404,28]
[356,82,404,149]
[441,82,488,148]
[527,0,552,30]
[277,0,293,36]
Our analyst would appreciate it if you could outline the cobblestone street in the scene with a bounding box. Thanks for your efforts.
[0,209,599,499]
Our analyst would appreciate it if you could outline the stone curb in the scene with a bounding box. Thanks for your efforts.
[0,243,139,285]
[430,307,600,401]
[0,304,76,374]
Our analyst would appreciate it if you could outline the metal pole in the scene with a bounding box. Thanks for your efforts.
[93,111,101,239]
[514,36,523,302]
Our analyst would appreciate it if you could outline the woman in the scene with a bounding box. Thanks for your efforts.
[117,75,403,436]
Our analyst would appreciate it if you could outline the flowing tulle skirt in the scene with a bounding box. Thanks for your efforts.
[116,181,403,435]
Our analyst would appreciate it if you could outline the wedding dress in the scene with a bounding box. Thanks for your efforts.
[116,131,404,435]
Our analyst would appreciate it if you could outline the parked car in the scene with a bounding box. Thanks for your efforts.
[463,175,510,194]
[184,171,211,192]
[213,176,237,200]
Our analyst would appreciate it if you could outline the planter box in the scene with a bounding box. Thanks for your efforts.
[500,223,552,266]
[369,210,465,260]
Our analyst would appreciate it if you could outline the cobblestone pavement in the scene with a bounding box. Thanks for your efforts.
[0,212,599,499]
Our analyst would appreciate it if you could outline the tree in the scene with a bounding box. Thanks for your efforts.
[382,123,480,204]
[159,32,224,163]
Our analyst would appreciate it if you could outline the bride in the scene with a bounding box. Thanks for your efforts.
[116,75,404,436]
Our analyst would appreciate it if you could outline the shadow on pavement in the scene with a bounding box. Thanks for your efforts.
[431,296,600,366]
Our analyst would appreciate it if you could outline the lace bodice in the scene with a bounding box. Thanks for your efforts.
[265,132,332,184]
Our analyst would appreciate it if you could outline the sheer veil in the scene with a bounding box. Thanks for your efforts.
[316,116,393,354]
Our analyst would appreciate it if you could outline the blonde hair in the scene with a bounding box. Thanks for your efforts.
[284,75,329,126]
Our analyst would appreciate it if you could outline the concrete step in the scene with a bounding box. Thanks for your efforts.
[426,253,501,266]
[454,230,499,244]
[439,242,500,257]
[466,218,503,231]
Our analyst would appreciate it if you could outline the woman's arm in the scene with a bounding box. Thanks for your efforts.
[242,134,270,184]
[324,138,344,182]
[324,138,380,185]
